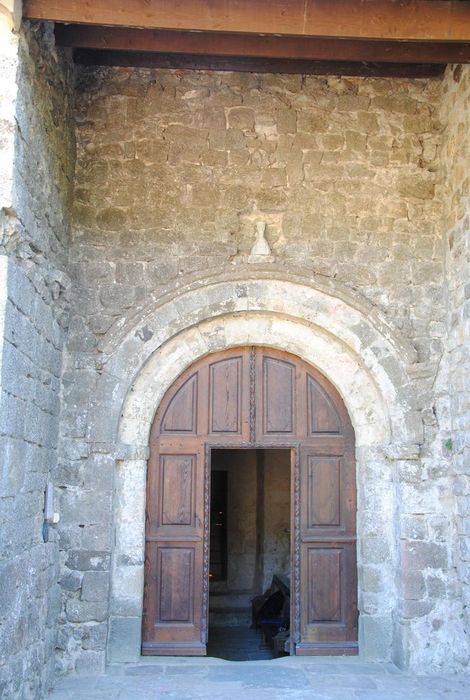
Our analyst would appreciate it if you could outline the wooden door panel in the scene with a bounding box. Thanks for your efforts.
[298,443,357,653]
[300,444,354,536]
[306,457,341,528]
[143,443,205,655]
[307,547,342,622]
[158,547,194,622]
[143,542,205,653]
[256,352,296,439]
[265,355,294,433]
[299,542,357,648]
[209,355,243,434]
[264,356,295,433]
[307,375,341,434]
[160,454,195,527]
[161,374,198,434]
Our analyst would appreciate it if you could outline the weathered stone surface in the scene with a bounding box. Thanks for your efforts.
[66,600,107,624]
[66,551,111,572]
[401,571,426,600]
[2,18,470,693]
[359,615,393,661]
[60,571,83,592]
[47,659,470,699]
[438,63,470,667]
[81,571,109,602]
[401,541,448,571]
[0,19,75,700]
[74,650,105,675]
[61,64,469,674]
[397,175,435,200]
[108,617,142,663]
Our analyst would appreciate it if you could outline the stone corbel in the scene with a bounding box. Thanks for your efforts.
[384,443,421,461]
[248,221,274,263]
[114,443,150,462]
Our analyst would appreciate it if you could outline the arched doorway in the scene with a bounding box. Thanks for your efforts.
[142,346,357,656]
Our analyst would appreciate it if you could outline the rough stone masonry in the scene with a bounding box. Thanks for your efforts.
[0,17,76,700]
[0,14,470,700]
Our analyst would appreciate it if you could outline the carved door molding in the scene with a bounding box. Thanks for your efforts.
[142,347,357,656]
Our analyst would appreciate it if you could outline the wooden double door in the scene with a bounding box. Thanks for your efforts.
[142,347,357,656]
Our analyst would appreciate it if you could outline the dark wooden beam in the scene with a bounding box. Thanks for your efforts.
[24,0,470,42]
[55,25,470,65]
[73,49,445,78]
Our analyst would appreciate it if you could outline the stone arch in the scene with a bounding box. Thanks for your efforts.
[95,275,420,664]
[120,313,389,447]
[93,275,419,445]
[99,266,417,366]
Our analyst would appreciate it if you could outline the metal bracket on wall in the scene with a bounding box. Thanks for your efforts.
[42,481,59,542]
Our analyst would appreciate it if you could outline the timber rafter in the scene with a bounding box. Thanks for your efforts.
[23,0,470,41]
[23,0,470,75]
[54,26,470,66]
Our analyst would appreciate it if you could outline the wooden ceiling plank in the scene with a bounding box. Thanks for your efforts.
[24,0,470,42]
[73,48,445,78]
[55,25,470,64]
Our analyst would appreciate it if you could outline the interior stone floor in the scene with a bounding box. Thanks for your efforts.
[207,625,275,661]
[47,657,470,700]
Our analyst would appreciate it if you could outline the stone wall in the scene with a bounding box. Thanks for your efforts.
[0,20,75,699]
[1,15,470,690]
[55,64,465,673]
[261,451,291,591]
[211,450,258,593]
[439,64,470,665]
[70,66,444,357]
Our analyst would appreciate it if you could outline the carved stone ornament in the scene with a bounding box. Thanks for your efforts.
[248,221,274,263]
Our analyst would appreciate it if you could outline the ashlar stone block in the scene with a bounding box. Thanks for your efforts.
[401,541,448,571]
[66,599,108,623]
[80,571,109,602]
[66,550,110,572]
[108,616,141,663]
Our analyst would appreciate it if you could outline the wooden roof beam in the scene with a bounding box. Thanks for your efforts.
[24,0,470,42]
[72,50,445,78]
[54,25,470,65]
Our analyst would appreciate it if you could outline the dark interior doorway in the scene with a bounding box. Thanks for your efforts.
[207,448,291,661]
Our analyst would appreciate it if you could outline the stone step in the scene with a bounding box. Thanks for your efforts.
[209,593,253,610]
[209,607,252,627]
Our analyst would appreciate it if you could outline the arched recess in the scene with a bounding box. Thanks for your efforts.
[94,276,420,664]
[142,346,357,656]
